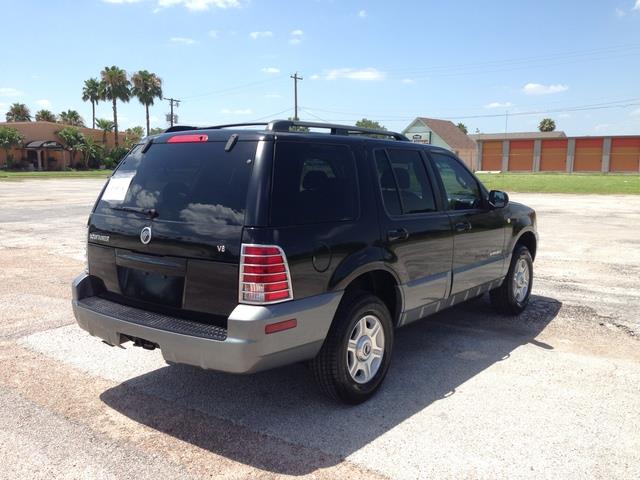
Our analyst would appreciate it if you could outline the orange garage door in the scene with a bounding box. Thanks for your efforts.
[540,139,567,171]
[574,138,603,171]
[508,140,534,171]
[481,141,502,170]
[610,137,640,172]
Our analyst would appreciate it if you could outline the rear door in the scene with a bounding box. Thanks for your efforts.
[428,151,506,295]
[88,137,259,317]
[373,147,453,324]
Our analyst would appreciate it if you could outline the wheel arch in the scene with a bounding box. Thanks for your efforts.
[514,229,537,260]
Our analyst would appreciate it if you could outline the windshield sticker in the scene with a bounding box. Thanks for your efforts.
[101,174,135,202]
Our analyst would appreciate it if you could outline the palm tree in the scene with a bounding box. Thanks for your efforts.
[5,103,31,122]
[100,66,131,147]
[82,78,102,129]
[57,127,85,168]
[35,109,57,122]
[95,118,114,146]
[59,110,85,127]
[538,118,556,132]
[131,70,163,136]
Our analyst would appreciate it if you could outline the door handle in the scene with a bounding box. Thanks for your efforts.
[387,228,409,242]
[455,222,472,232]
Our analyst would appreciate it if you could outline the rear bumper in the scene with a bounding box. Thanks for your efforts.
[72,273,342,374]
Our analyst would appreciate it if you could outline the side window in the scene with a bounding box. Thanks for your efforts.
[375,150,402,216]
[431,153,482,210]
[383,149,437,214]
[270,142,358,225]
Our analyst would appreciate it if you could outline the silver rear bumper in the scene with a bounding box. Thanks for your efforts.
[72,274,342,374]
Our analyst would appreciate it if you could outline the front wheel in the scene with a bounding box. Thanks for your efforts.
[310,293,394,404]
[490,245,533,315]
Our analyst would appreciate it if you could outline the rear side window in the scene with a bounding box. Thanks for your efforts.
[270,142,358,225]
[95,141,256,225]
[375,149,436,215]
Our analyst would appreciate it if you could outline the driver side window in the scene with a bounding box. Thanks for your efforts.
[431,153,482,210]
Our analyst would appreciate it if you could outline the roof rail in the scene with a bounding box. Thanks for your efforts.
[165,120,409,141]
[268,119,408,141]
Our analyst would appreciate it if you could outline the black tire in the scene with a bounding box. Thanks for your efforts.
[310,292,394,404]
[490,245,533,315]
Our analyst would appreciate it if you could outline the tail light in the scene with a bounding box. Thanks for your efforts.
[239,244,293,304]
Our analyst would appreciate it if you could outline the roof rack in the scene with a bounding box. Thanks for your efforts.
[165,120,408,141]
[267,119,408,141]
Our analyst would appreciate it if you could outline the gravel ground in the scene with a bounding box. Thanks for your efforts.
[0,179,638,479]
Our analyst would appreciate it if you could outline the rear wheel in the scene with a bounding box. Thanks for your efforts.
[310,293,394,404]
[490,245,533,315]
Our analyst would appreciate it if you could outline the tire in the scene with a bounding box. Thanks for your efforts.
[310,292,394,404]
[490,245,533,315]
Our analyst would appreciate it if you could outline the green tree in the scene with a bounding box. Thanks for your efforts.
[80,136,104,169]
[149,127,165,135]
[287,116,309,132]
[539,118,556,132]
[59,109,85,127]
[82,78,103,129]
[5,103,31,122]
[35,109,57,122]
[0,126,25,168]
[131,70,163,136]
[456,122,468,134]
[57,126,85,168]
[95,118,115,145]
[124,126,145,148]
[355,118,387,131]
[100,66,131,148]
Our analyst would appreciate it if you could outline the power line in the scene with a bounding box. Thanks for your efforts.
[180,76,284,101]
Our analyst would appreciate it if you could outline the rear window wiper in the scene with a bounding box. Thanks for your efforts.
[111,206,159,218]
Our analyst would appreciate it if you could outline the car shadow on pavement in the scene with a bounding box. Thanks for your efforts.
[100,294,561,475]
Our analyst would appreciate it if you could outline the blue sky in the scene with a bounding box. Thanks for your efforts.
[2,0,640,135]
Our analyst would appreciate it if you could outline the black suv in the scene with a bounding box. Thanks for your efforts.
[72,120,537,404]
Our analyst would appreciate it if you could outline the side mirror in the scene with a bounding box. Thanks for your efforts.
[488,190,509,209]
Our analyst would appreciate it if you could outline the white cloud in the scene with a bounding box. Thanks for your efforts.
[630,107,640,117]
[522,83,568,95]
[401,78,415,84]
[289,38,302,45]
[615,7,626,17]
[261,67,280,74]
[310,74,320,80]
[250,31,273,40]
[104,0,241,9]
[208,30,219,38]
[170,36,197,45]
[325,68,385,81]
[0,87,23,97]
[358,9,367,18]
[485,101,514,109]
[35,99,51,108]
[290,29,303,36]
[220,108,253,115]
[635,0,640,10]
[157,0,240,10]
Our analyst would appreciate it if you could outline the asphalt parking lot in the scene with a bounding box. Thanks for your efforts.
[0,179,639,479]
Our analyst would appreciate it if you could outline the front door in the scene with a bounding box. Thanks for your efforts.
[429,152,507,295]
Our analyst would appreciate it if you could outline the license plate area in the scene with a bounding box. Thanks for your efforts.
[117,266,184,308]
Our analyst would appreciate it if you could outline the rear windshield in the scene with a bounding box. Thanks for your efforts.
[270,142,359,226]
[95,141,256,226]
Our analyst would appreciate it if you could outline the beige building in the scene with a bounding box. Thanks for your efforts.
[403,117,478,170]
[0,121,126,170]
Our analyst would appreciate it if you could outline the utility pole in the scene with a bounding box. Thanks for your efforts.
[164,97,181,127]
[505,110,509,134]
[290,73,303,120]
